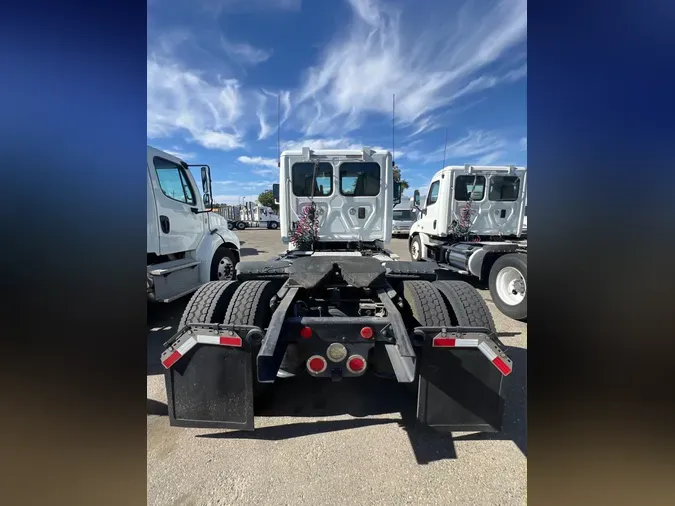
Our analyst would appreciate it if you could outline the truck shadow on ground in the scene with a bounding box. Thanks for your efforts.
[198,347,527,465]
[239,248,265,256]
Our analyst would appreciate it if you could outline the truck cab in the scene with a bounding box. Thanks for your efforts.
[411,165,527,241]
[147,146,241,303]
[274,147,400,250]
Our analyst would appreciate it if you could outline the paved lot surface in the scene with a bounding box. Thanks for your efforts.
[148,230,527,506]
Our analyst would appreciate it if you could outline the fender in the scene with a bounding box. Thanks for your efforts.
[408,231,433,261]
[195,222,240,283]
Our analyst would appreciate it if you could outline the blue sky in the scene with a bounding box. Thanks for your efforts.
[147,0,527,204]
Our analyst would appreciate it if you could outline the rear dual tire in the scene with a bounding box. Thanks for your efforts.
[223,280,281,399]
[402,279,494,331]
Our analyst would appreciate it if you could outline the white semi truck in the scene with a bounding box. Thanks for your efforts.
[409,164,527,320]
[146,146,241,303]
[160,147,513,433]
[241,202,281,230]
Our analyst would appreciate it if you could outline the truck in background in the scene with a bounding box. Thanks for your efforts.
[214,204,248,231]
[241,202,281,230]
[392,198,418,237]
[409,164,527,320]
[161,146,512,434]
[147,146,241,303]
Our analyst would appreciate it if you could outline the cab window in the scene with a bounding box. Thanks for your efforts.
[292,162,333,196]
[455,175,485,201]
[154,157,196,205]
[339,162,380,196]
[488,176,521,201]
[426,180,440,206]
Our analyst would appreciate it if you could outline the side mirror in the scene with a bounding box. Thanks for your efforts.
[200,165,213,209]
[413,189,421,206]
[272,183,280,204]
[393,182,402,205]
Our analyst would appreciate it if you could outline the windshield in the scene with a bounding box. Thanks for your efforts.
[393,210,413,221]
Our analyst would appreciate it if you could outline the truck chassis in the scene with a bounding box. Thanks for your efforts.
[161,253,512,432]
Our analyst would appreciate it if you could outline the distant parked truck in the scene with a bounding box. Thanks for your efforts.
[146,146,241,303]
[242,202,280,230]
[392,199,418,237]
[222,205,248,231]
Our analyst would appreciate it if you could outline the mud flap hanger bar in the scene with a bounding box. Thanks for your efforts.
[377,288,417,383]
[415,325,513,376]
[160,323,264,369]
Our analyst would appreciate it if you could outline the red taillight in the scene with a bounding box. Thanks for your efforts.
[307,355,327,374]
[219,336,242,347]
[360,326,374,339]
[346,355,366,374]
[300,326,313,339]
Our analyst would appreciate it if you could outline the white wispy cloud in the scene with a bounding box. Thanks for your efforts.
[281,137,395,155]
[255,90,292,140]
[237,155,278,167]
[159,147,197,160]
[221,37,272,65]
[147,58,245,150]
[200,0,302,16]
[257,110,273,140]
[404,130,508,164]
[294,0,526,136]
[252,168,276,175]
[476,151,506,165]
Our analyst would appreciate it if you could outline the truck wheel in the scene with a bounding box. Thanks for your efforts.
[433,280,496,332]
[489,253,527,321]
[402,280,451,326]
[227,221,234,230]
[236,221,246,230]
[210,247,237,281]
[223,280,280,398]
[410,235,423,261]
[178,280,240,329]
[268,221,279,230]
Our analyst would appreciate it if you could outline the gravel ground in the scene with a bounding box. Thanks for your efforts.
[147,230,527,506]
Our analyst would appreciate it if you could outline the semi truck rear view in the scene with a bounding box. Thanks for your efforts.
[161,147,512,433]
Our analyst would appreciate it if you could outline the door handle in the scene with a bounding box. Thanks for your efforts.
[160,215,170,234]
[358,207,366,219]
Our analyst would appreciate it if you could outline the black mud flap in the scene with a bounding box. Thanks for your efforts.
[164,337,255,431]
[416,346,506,432]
